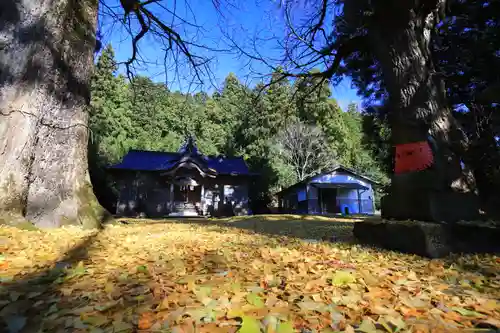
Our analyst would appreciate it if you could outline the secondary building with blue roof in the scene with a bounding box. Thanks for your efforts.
[276,165,378,216]
[108,136,255,217]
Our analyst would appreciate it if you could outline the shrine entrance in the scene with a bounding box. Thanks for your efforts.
[169,176,203,216]
[173,184,201,204]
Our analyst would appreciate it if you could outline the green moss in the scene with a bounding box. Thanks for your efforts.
[76,182,114,230]
[0,213,38,231]
[59,215,78,227]
[0,174,25,215]
[13,220,39,231]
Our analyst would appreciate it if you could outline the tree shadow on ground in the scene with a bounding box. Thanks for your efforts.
[1,223,273,332]
[0,231,99,332]
[0,226,168,332]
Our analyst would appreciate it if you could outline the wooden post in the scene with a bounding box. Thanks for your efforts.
[372,189,376,214]
[357,189,361,214]
[201,184,205,215]
[169,183,174,212]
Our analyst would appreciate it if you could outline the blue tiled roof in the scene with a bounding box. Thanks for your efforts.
[206,156,250,175]
[108,150,251,175]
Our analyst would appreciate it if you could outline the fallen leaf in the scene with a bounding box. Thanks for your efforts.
[138,312,155,330]
[263,315,278,333]
[247,293,264,308]
[104,282,115,295]
[400,295,429,309]
[277,320,294,333]
[186,308,216,324]
[411,323,430,333]
[407,271,418,280]
[384,315,406,332]
[239,316,262,333]
[231,282,242,293]
[9,291,21,302]
[345,324,356,333]
[474,299,498,313]
[442,310,463,322]
[118,273,129,282]
[359,270,378,286]
[0,300,32,317]
[399,306,422,318]
[475,318,500,329]
[305,278,324,291]
[73,318,87,329]
[26,291,43,299]
[6,315,27,333]
[298,301,328,313]
[82,314,109,327]
[451,307,484,317]
[199,323,228,333]
[265,294,279,307]
[112,320,133,332]
[73,261,86,275]
[370,304,394,316]
[227,308,244,319]
[94,300,119,312]
[330,271,356,287]
[195,286,212,299]
[136,265,148,273]
[357,318,377,333]
[377,317,392,333]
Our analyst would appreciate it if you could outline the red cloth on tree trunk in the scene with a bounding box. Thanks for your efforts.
[394,141,434,174]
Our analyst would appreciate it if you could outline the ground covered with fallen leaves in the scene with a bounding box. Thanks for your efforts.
[0,215,499,333]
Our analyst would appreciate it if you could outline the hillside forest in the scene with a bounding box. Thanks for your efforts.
[89,46,389,213]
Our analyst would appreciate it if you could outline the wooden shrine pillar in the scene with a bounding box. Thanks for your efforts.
[169,183,174,211]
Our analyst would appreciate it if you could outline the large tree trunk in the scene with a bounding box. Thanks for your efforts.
[369,0,479,222]
[0,0,105,228]
[462,104,500,217]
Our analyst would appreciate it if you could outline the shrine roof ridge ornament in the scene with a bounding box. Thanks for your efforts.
[178,134,201,156]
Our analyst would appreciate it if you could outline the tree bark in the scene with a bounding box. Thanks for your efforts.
[462,104,500,216]
[368,1,479,222]
[0,0,105,228]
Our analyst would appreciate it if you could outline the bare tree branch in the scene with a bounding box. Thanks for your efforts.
[98,0,234,92]
[273,120,336,182]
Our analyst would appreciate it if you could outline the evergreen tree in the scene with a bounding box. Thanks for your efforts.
[89,45,135,211]
[90,44,135,162]
[216,73,251,155]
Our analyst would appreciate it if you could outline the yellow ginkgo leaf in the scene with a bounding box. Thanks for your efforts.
[330,270,356,286]
[239,316,262,333]
[276,320,294,333]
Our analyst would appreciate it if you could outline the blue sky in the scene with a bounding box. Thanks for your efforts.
[98,0,361,111]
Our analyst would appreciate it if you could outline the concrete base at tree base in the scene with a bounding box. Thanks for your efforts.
[381,190,481,223]
[353,220,500,258]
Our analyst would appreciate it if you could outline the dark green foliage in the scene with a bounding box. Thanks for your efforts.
[89,46,387,211]
[337,0,500,215]
[435,0,500,214]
